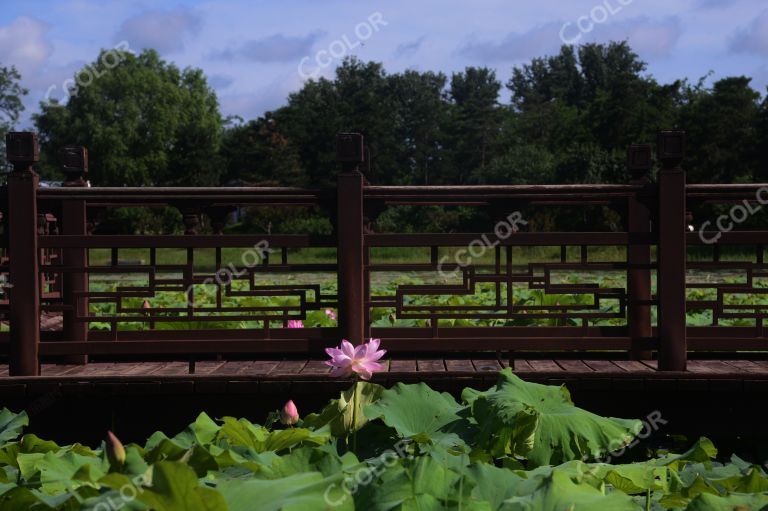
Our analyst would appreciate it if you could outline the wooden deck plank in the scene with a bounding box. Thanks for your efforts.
[41,364,82,376]
[640,360,659,370]
[417,359,446,372]
[445,359,476,372]
[582,360,623,373]
[211,361,256,376]
[70,363,117,376]
[472,359,503,372]
[242,361,280,376]
[389,359,417,372]
[153,361,191,376]
[190,361,227,375]
[301,360,331,375]
[527,360,563,372]
[612,360,655,372]
[722,360,768,374]
[273,360,308,374]
[556,360,594,372]
[512,359,536,372]
[687,360,743,374]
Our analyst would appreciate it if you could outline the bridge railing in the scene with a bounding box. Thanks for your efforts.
[2,130,764,375]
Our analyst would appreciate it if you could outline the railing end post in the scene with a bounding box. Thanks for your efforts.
[657,130,686,170]
[336,133,365,172]
[60,145,89,187]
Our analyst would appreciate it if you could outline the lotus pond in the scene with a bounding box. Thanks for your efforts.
[1,369,767,510]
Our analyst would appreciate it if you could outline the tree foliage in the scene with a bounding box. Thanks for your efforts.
[0,65,28,170]
[33,49,222,186]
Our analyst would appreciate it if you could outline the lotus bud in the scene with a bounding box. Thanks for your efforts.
[106,431,126,468]
[142,300,151,309]
[280,400,299,425]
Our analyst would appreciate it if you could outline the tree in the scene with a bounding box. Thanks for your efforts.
[220,114,305,186]
[0,65,28,170]
[34,49,222,186]
[507,42,681,152]
[677,76,761,183]
[446,67,503,184]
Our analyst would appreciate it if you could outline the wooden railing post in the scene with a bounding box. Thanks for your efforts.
[336,133,365,344]
[657,130,687,371]
[5,132,41,376]
[627,144,653,360]
[60,146,89,364]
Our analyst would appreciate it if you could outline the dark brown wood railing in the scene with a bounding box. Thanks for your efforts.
[2,130,767,376]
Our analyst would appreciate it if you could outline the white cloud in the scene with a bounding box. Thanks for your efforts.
[210,32,324,63]
[594,17,682,58]
[457,22,563,62]
[0,16,53,74]
[114,6,202,54]
[730,10,768,55]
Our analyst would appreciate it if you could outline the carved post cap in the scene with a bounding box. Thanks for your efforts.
[657,130,686,167]
[5,132,39,167]
[627,144,653,178]
[336,133,365,165]
[60,146,89,186]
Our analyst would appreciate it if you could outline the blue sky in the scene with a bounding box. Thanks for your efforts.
[1,0,767,127]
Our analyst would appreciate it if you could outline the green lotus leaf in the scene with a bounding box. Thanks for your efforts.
[683,492,768,511]
[217,470,353,511]
[464,369,642,466]
[365,382,472,450]
[136,461,227,511]
[0,410,27,446]
[501,469,641,510]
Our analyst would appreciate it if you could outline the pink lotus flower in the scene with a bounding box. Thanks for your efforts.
[287,320,304,328]
[280,400,299,425]
[325,338,386,380]
[325,309,337,321]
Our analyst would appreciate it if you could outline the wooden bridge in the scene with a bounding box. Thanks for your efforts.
[1,130,768,442]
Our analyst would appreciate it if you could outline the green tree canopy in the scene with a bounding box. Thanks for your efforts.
[33,49,222,186]
[0,65,28,170]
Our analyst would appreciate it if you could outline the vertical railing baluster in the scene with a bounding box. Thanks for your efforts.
[657,130,687,371]
[60,146,89,364]
[336,133,365,344]
[6,132,41,376]
[627,143,653,360]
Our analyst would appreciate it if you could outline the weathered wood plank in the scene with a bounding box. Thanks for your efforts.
[389,359,417,372]
[301,360,331,375]
[556,360,594,372]
[273,360,308,374]
[612,360,655,372]
[417,359,446,372]
[687,360,742,374]
[190,361,227,375]
[527,360,563,372]
[512,359,536,372]
[472,359,503,372]
[444,359,475,372]
[582,360,623,372]
[722,360,768,374]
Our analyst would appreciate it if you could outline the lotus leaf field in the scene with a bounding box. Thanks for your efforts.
[1,370,767,510]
